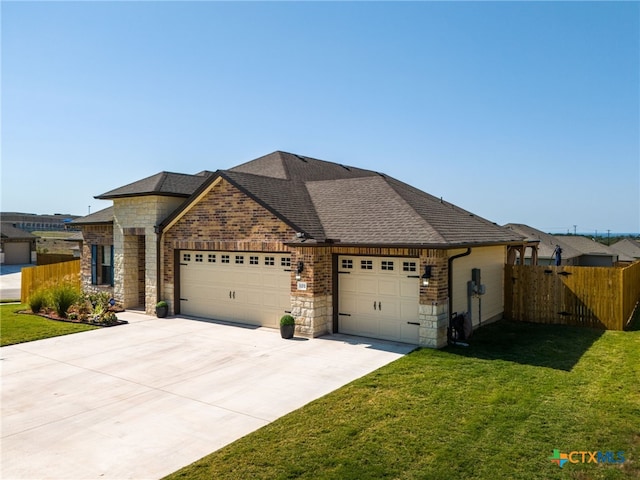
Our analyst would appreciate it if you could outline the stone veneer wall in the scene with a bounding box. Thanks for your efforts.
[79,224,114,297]
[113,196,185,313]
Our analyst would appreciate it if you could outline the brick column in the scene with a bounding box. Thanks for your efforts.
[418,249,450,348]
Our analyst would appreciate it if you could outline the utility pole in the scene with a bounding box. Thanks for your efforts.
[88,205,91,215]
[607,229,611,246]
[573,225,577,236]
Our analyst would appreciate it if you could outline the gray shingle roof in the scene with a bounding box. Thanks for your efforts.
[610,238,640,261]
[71,206,114,225]
[503,223,619,260]
[96,171,213,199]
[220,151,524,247]
[1,223,36,239]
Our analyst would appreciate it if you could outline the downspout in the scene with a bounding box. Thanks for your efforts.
[448,247,472,326]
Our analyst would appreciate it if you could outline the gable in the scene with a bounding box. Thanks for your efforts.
[163,177,297,249]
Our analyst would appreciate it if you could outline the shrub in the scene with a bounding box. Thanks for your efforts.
[50,283,80,318]
[28,289,48,313]
[280,314,295,326]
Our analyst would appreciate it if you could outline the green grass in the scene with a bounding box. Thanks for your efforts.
[0,303,98,346]
[166,321,639,480]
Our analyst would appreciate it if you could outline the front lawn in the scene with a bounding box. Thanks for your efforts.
[166,320,639,480]
[0,303,98,346]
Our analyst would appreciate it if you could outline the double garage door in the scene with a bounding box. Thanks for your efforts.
[338,256,420,344]
[179,251,292,328]
[179,251,420,344]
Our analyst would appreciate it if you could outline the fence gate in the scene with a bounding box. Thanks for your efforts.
[504,263,640,330]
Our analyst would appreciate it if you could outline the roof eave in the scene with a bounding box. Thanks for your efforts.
[284,239,530,249]
[95,192,192,200]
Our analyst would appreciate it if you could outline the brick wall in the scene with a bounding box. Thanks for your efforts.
[80,224,114,296]
[162,178,297,313]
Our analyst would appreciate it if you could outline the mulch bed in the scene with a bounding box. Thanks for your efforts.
[19,310,128,327]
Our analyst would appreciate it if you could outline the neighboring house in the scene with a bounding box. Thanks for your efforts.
[504,223,619,266]
[63,231,84,258]
[0,212,80,232]
[0,223,36,265]
[74,151,527,347]
[610,238,640,264]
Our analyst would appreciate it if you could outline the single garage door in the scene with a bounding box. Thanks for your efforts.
[338,256,420,344]
[179,251,292,328]
[3,242,31,265]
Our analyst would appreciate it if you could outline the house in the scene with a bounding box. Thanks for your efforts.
[610,238,640,264]
[74,151,527,347]
[0,223,37,265]
[504,223,619,266]
[0,212,80,232]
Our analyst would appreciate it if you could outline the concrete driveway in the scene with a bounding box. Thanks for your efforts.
[0,264,27,301]
[1,311,414,480]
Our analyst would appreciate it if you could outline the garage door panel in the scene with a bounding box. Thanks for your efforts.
[180,251,290,329]
[339,276,358,293]
[378,279,399,296]
[356,278,377,294]
[338,255,419,344]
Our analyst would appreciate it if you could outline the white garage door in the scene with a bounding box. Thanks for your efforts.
[179,251,292,328]
[3,242,31,265]
[338,256,420,344]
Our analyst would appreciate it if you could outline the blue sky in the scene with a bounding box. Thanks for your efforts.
[2,1,638,233]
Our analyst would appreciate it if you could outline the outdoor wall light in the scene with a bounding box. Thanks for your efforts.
[296,261,304,281]
[422,265,432,287]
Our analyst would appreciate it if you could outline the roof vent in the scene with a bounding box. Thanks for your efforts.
[294,155,308,163]
[339,164,351,171]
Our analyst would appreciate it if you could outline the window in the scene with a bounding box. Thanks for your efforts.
[264,256,275,266]
[221,255,230,264]
[208,254,216,263]
[281,257,291,267]
[235,255,244,264]
[183,253,191,262]
[250,256,259,265]
[341,259,353,269]
[403,261,417,272]
[195,254,203,263]
[361,260,373,270]
[381,261,394,271]
[91,244,114,286]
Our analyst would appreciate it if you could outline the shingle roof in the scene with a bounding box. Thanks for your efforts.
[96,171,214,199]
[610,238,640,261]
[219,151,524,247]
[503,223,619,260]
[0,223,36,239]
[559,236,618,257]
[71,206,114,225]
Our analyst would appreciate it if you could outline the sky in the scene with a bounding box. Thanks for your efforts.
[2,1,639,234]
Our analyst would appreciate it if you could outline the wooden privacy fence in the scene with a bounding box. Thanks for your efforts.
[37,253,77,266]
[505,262,640,330]
[21,260,81,303]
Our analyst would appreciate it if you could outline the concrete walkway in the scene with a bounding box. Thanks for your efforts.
[1,311,414,480]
